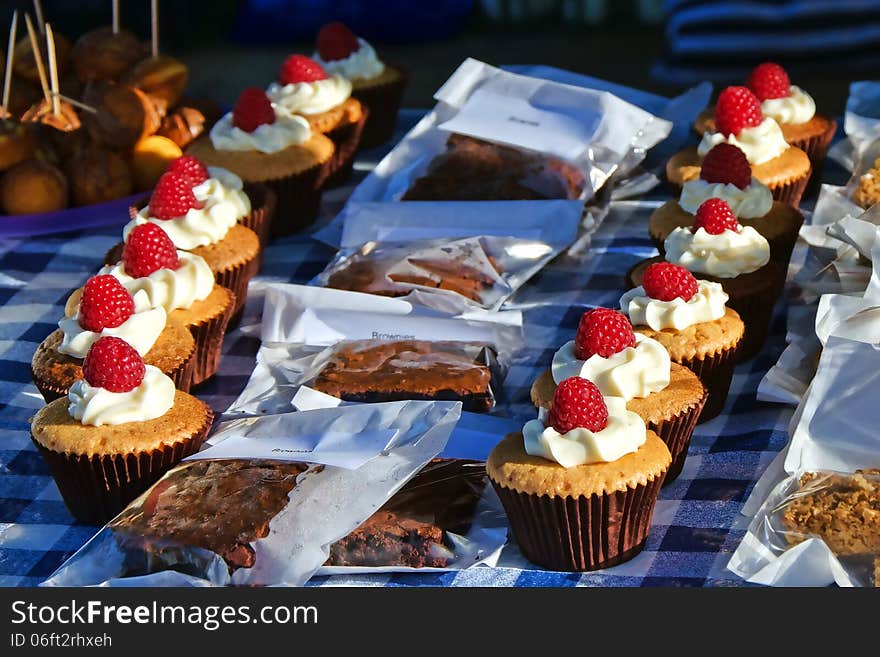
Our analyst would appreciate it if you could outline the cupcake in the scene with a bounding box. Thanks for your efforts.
[98,226,235,386]
[31,274,195,403]
[186,86,335,237]
[313,21,407,149]
[30,336,213,524]
[117,161,260,323]
[267,54,368,187]
[619,262,745,422]
[489,376,670,571]
[668,86,811,207]
[530,308,705,482]
[694,63,836,180]
[628,198,781,361]
[651,143,804,267]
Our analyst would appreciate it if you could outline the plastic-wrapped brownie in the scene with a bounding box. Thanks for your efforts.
[311,339,504,413]
[402,134,586,201]
[42,400,462,587]
[325,458,506,570]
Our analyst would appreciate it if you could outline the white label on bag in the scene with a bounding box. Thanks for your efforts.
[187,424,399,470]
[437,88,600,162]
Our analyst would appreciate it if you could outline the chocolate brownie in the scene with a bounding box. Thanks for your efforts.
[326,459,487,568]
[401,134,584,201]
[312,340,498,412]
[779,469,880,557]
[325,240,502,303]
[111,460,309,575]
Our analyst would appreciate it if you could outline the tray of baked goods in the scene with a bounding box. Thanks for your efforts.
[0,4,220,236]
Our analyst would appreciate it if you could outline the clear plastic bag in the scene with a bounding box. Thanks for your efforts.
[42,401,462,587]
[321,458,507,573]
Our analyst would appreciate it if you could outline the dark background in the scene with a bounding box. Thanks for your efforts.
[4,0,873,113]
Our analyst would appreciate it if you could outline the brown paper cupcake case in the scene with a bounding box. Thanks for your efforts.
[770,168,811,209]
[30,345,196,405]
[31,408,213,524]
[323,106,370,189]
[264,159,332,238]
[491,473,665,571]
[352,66,409,149]
[241,182,277,248]
[213,251,259,329]
[647,388,707,483]
[726,280,780,362]
[677,341,740,424]
[793,119,838,196]
[189,290,235,387]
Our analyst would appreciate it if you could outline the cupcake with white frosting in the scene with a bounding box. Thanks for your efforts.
[489,376,671,571]
[628,198,784,361]
[312,21,408,148]
[30,336,213,524]
[667,86,812,208]
[620,261,745,422]
[530,307,705,482]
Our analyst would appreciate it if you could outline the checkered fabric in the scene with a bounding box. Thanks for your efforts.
[0,112,800,588]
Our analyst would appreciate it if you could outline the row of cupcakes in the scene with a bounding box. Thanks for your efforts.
[186,21,407,237]
[667,62,836,209]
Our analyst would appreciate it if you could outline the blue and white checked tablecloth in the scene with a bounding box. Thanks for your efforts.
[0,111,809,588]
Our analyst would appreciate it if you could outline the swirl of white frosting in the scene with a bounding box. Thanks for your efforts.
[209,110,311,153]
[679,178,773,219]
[620,280,728,331]
[664,225,770,278]
[760,86,816,126]
[551,333,671,401]
[523,399,646,467]
[58,292,167,358]
[124,172,251,250]
[313,38,385,81]
[99,251,214,313]
[697,118,789,165]
[68,365,175,426]
[267,75,352,116]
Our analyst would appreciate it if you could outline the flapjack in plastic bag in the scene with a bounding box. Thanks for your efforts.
[42,401,462,587]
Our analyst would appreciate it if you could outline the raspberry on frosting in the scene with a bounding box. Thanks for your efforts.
[316,22,360,61]
[82,336,146,393]
[78,274,135,332]
[693,198,740,235]
[642,262,699,302]
[700,143,751,190]
[547,376,609,434]
[166,155,209,186]
[232,87,276,133]
[747,62,791,102]
[148,171,205,220]
[123,223,181,278]
[574,308,637,360]
[279,54,329,85]
[714,86,764,137]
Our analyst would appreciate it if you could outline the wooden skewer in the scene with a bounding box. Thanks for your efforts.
[45,22,59,116]
[24,13,50,104]
[2,11,18,118]
[33,0,45,36]
[112,0,119,34]
[52,92,98,114]
[151,0,158,59]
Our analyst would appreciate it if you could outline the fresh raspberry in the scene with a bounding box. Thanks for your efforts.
[700,143,751,190]
[279,54,328,85]
[78,274,135,332]
[166,155,209,186]
[232,87,276,133]
[642,262,699,302]
[316,22,359,62]
[574,307,636,360]
[746,62,791,102]
[82,336,146,393]
[547,377,609,434]
[693,198,740,235]
[714,86,763,137]
[123,223,180,278]
[147,171,204,220]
